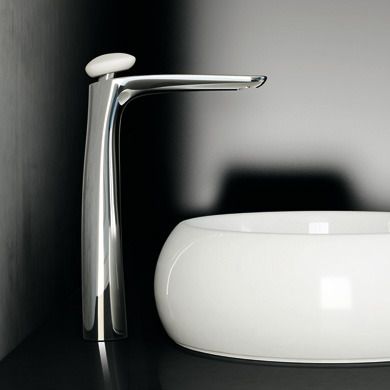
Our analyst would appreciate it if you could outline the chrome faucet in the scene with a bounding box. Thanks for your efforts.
[82,53,267,341]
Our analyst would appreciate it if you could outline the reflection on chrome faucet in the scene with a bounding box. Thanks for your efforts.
[82,53,267,341]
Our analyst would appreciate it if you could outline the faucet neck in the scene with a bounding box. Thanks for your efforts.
[82,79,127,340]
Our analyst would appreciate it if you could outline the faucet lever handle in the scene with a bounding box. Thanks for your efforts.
[85,53,136,79]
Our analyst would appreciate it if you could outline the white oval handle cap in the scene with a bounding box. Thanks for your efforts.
[85,53,136,78]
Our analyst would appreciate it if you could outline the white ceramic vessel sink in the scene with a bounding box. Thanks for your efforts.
[155,211,390,363]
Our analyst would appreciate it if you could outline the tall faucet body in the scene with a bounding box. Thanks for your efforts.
[82,53,266,341]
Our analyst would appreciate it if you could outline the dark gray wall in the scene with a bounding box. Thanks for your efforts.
[172,0,390,213]
[0,0,98,360]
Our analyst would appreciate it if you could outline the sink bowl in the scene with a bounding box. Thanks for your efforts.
[154,211,390,363]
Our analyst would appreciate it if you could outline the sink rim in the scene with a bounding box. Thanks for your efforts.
[183,210,390,236]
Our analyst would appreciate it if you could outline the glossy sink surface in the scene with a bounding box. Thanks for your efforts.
[154,211,390,364]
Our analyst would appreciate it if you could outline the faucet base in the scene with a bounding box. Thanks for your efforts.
[82,287,127,341]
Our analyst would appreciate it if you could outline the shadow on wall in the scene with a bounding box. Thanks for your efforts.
[216,169,358,214]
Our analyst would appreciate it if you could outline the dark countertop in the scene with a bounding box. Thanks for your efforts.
[2,298,390,389]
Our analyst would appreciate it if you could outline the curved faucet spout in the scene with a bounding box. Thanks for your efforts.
[115,74,267,105]
[120,74,266,90]
[82,53,267,341]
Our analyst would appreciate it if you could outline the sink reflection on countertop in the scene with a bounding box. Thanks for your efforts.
[159,343,390,390]
[2,299,390,389]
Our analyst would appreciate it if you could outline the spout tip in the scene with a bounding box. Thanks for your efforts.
[249,75,267,89]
